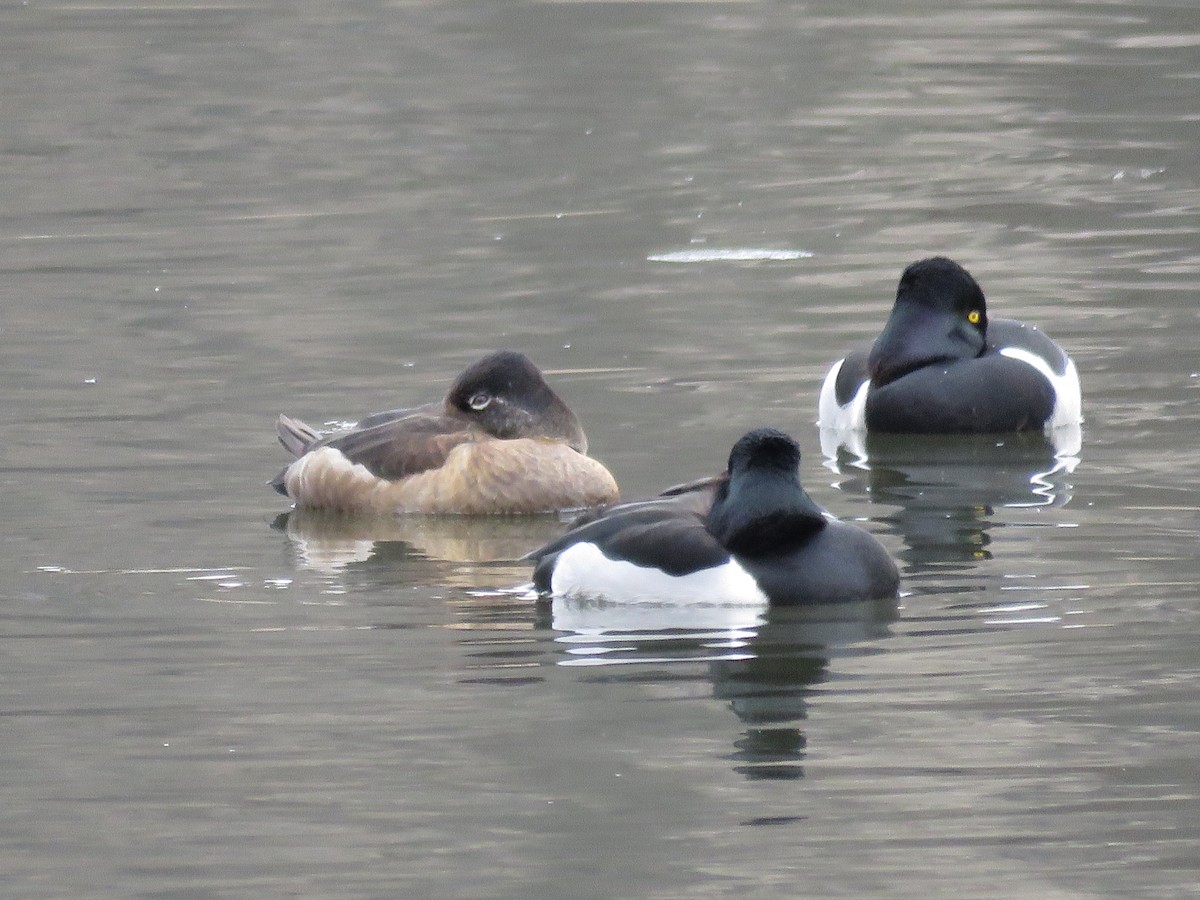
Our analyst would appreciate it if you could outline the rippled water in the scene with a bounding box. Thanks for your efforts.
[3,2,1199,897]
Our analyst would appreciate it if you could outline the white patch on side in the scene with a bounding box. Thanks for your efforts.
[818,358,870,459]
[817,358,846,428]
[549,541,768,607]
[817,360,869,431]
[998,346,1083,428]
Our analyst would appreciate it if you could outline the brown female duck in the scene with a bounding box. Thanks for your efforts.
[270,351,619,514]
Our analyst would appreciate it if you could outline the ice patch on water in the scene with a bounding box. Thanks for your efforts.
[647,248,813,263]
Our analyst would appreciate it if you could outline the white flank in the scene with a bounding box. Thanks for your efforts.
[818,359,870,460]
[998,346,1083,428]
[817,358,869,431]
[816,358,844,428]
[549,542,768,606]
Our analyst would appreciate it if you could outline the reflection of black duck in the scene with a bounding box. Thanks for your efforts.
[710,601,898,780]
[825,432,1077,573]
[542,594,897,780]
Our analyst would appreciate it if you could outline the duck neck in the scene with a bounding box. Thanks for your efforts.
[706,472,826,557]
[868,304,984,387]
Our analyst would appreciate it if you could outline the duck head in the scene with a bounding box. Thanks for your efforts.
[445,350,589,453]
[867,257,988,388]
[706,428,826,556]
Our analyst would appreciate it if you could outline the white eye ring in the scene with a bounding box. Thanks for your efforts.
[468,392,491,411]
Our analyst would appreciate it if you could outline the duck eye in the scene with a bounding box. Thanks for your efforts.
[468,392,491,411]
[968,310,981,325]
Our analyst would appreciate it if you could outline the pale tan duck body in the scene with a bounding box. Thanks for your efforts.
[271,351,619,515]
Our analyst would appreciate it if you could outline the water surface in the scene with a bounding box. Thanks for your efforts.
[2,2,1199,897]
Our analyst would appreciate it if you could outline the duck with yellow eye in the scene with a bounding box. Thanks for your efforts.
[818,257,1081,442]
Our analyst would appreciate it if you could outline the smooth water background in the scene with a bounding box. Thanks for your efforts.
[3,2,1198,897]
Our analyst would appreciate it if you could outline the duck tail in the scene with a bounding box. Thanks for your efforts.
[268,467,290,496]
[276,414,321,458]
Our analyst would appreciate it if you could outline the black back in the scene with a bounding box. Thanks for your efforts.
[739,519,899,605]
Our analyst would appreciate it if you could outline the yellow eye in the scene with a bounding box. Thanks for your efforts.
[967,310,981,324]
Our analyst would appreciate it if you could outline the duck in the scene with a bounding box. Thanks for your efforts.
[525,428,899,605]
[270,350,620,514]
[818,257,1082,438]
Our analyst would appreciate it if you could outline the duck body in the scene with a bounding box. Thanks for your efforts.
[819,258,1082,437]
[526,429,899,606]
[271,351,620,515]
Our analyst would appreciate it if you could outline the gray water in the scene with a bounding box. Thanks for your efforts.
[3,2,1199,897]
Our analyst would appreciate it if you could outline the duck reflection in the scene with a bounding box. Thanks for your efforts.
[272,509,570,581]
[714,601,895,780]
[820,430,1079,575]
[543,594,897,779]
